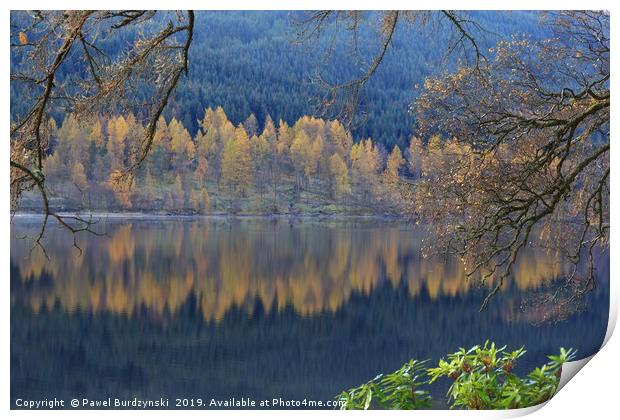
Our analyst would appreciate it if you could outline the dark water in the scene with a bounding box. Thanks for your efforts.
[10,217,609,408]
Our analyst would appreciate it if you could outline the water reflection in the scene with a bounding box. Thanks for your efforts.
[11,218,577,320]
[10,217,609,407]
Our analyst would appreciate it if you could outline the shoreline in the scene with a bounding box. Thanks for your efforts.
[11,211,412,222]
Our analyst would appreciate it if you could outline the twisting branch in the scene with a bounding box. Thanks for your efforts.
[296,10,484,128]
[411,11,609,312]
[440,11,485,67]
[10,10,195,253]
[127,10,194,173]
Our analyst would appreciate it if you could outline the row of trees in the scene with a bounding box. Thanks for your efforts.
[40,107,450,215]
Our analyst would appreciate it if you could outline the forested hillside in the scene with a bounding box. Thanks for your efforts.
[33,93,602,217]
[27,109,404,214]
[10,11,548,149]
[22,107,483,215]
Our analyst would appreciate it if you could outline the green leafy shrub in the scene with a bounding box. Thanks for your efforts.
[337,342,576,410]
[337,359,432,409]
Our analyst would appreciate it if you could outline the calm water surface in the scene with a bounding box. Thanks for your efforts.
[10,217,609,408]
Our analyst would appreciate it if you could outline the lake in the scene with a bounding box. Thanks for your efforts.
[10,216,609,408]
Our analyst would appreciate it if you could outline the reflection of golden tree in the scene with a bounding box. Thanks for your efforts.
[107,225,135,263]
[12,220,573,321]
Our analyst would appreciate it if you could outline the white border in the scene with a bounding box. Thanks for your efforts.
[2,1,618,419]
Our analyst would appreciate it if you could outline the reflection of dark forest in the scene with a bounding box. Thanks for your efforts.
[11,277,608,406]
[10,219,608,407]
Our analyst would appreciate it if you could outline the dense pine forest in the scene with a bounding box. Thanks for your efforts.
[10,11,547,148]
